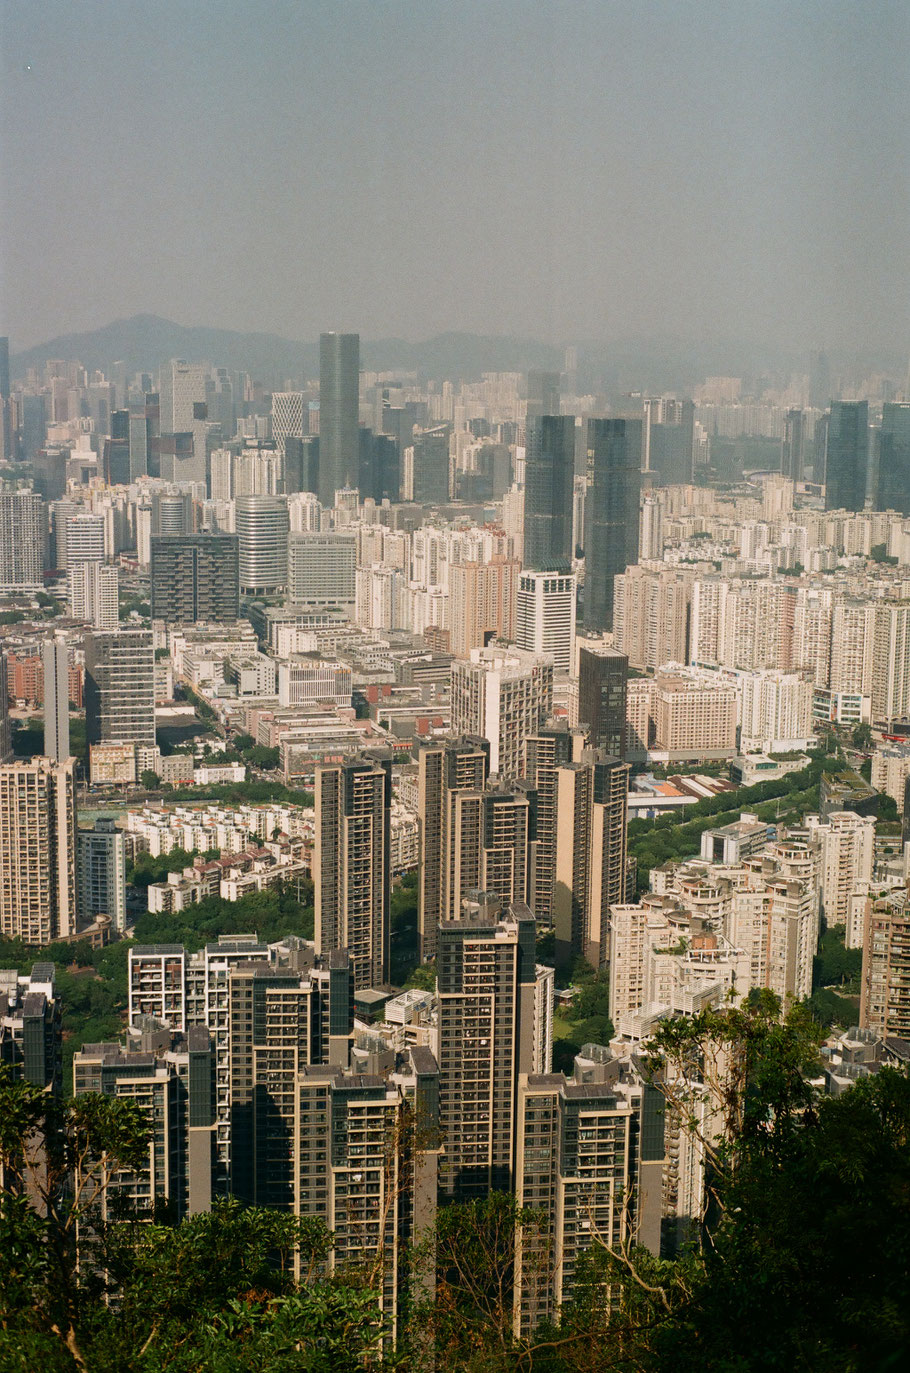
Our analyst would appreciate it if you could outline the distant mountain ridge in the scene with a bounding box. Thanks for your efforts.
[9,315,563,385]
[11,314,904,394]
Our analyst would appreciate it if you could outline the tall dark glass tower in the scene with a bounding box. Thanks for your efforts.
[584,418,642,632]
[824,401,869,511]
[523,415,575,571]
[318,332,360,508]
[577,645,629,758]
[781,408,807,481]
[875,403,910,514]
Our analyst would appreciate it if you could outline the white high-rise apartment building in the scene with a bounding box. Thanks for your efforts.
[515,570,576,674]
[450,643,553,779]
[640,494,664,560]
[871,602,910,722]
[355,564,401,631]
[805,812,875,936]
[830,600,874,697]
[68,561,119,629]
[0,491,44,592]
[738,669,814,751]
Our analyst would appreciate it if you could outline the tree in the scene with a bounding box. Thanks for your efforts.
[138,769,161,790]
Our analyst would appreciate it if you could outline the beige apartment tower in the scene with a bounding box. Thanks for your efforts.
[0,756,78,944]
[315,751,393,989]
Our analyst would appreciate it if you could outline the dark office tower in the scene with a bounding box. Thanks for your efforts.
[875,403,910,514]
[0,335,9,400]
[523,415,576,571]
[584,418,642,632]
[0,964,62,1093]
[373,432,400,503]
[283,435,319,496]
[357,427,399,503]
[781,408,807,481]
[524,722,589,929]
[406,427,451,504]
[19,393,47,461]
[84,629,156,750]
[526,370,561,420]
[643,398,695,485]
[416,735,490,962]
[824,401,869,511]
[103,409,131,485]
[577,644,629,757]
[150,534,240,623]
[144,392,161,477]
[319,332,360,507]
[315,750,393,990]
[436,894,538,1198]
[553,750,628,968]
[809,349,832,410]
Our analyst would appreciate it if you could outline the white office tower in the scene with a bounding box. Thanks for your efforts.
[158,359,209,434]
[56,512,106,570]
[235,494,289,594]
[270,391,305,459]
[0,490,44,592]
[287,531,357,607]
[42,638,70,763]
[450,644,554,780]
[640,494,663,560]
[515,570,576,675]
[68,561,119,629]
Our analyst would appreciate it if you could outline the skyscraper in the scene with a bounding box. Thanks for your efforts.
[523,415,575,572]
[150,534,240,623]
[270,391,305,461]
[875,403,910,514]
[235,495,289,594]
[68,561,119,629]
[158,359,209,435]
[315,751,393,989]
[449,558,521,658]
[781,409,807,482]
[319,333,360,506]
[84,630,156,750]
[524,722,589,929]
[515,569,577,674]
[553,749,629,967]
[42,638,70,764]
[0,756,78,944]
[0,490,44,593]
[584,417,642,632]
[824,401,869,512]
[0,653,12,763]
[525,370,561,420]
[436,894,539,1197]
[77,818,127,933]
[450,645,554,780]
[416,735,490,962]
[577,643,629,757]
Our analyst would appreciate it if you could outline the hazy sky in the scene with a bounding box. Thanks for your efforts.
[2,0,908,353]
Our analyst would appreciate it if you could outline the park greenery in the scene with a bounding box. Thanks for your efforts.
[2,994,908,1371]
[627,751,846,889]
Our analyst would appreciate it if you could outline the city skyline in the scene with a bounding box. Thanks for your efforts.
[2,1,908,355]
